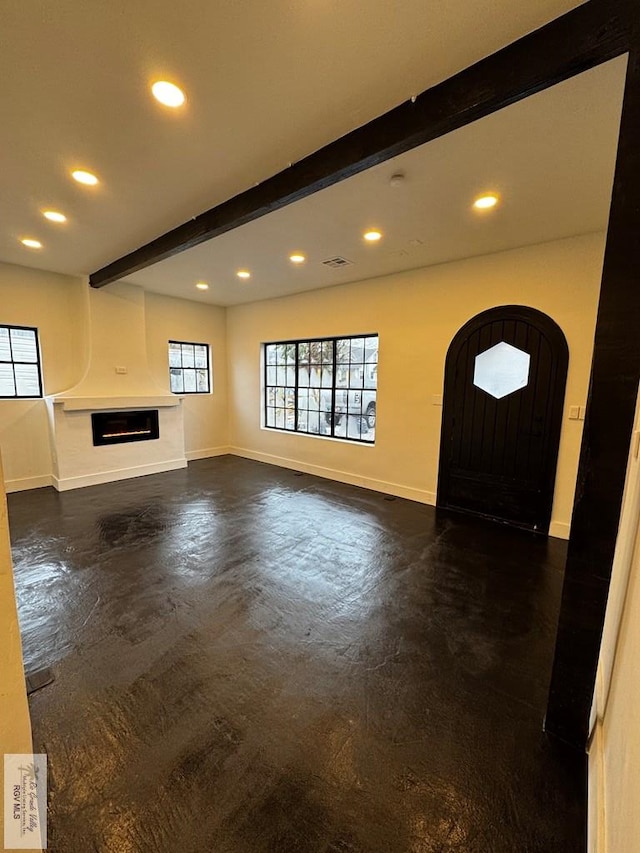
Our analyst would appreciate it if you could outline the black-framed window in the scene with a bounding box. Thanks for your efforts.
[264,334,378,444]
[0,325,43,399]
[168,340,211,394]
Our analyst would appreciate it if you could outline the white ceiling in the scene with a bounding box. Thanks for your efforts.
[1,0,587,284]
[124,57,627,306]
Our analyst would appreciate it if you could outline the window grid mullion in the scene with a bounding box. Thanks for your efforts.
[7,326,15,396]
[330,339,337,438]
[264,346,268,428]
[294,342,299,432]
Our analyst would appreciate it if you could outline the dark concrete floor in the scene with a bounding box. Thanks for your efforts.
[8,456,585,852]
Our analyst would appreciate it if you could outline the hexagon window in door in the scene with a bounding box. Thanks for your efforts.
[473,341,531,399]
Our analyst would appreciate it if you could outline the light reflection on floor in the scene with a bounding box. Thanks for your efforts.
[7,456,585,852]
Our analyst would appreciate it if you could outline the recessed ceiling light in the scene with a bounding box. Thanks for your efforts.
[473,193,500,210]
[195,282,209,290]
[72,169,99,186]
[43,210,67,223]
[236,270,251,279]
[151,81,186,108]
[364,229,382,242]
[289,253,306,264]
[21,238,42,249]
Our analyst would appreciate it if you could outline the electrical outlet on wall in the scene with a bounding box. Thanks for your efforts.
[115,366,127,375]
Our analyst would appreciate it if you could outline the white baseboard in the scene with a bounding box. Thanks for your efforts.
[229,446,436,505]
[549,520,571,540]
[186,446,231,461]
[52,459,187,492]
[3,474,53,493]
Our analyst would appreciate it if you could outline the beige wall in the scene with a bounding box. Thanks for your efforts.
[0,450,41,852]
[145,290,229,457]
[590,518,640,853]
[227,232,606,537]
[588,384,640,853]
[0,263,86,490]
[0,264,229,489]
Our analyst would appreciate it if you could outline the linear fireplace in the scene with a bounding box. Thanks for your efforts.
[91,410,160,447]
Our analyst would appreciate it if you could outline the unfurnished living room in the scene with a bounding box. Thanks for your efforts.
[1,2,640,852]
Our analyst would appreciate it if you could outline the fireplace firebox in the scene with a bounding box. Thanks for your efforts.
[91,410,160,447]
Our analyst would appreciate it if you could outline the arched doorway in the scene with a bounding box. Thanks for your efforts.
[437,305,569,533]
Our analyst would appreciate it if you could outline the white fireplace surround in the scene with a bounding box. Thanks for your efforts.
[39,283,192,491]
[46,395,186,492]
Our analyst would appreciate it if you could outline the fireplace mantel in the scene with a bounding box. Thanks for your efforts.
[51,395,182,412]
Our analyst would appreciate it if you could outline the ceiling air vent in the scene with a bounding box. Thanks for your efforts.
[322,256,353,269]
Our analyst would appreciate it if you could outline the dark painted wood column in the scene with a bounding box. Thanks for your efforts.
[546,43,640,749]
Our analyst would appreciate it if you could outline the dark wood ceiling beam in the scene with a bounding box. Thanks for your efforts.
[89,0,630,288]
